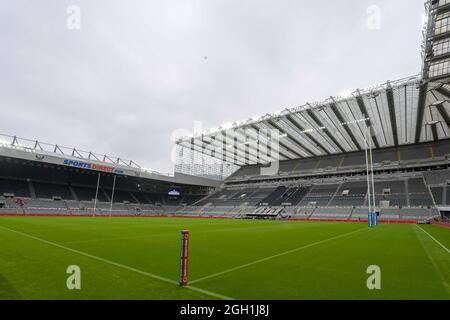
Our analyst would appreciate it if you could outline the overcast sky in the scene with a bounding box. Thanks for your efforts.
[0,0,425,174]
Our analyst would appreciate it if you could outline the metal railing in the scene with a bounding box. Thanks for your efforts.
[0,133,172,177]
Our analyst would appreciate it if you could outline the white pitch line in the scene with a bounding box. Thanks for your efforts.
[415,225,450,254]
[190,226,368,285]
[413,226,450,293]
[0,225,233,300]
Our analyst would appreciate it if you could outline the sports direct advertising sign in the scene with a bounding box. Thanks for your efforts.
[63,159,123,174]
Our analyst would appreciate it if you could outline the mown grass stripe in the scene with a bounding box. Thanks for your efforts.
[190,226,367,284]
[0,225,233,300]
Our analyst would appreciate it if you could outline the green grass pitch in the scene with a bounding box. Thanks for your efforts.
[0,216,449,300]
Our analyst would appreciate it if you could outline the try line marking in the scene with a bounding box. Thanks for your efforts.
[190,226,368,285]
[415,225,450,254]
[0,225,233,300]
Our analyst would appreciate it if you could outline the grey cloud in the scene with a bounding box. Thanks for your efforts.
[0,0,424,173]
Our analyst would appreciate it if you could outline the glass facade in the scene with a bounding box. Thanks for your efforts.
[423,1,450,80]
[174,144,239,181]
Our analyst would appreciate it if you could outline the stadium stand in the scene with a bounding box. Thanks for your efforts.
[33,182,74,200]
[175,139,450,221]
[2,1,450,222]
[0,153,211,215]
[329,181,367,207]
[298,184,339,207]
[0,138,448,221]
[0,178,31,198]
[72,185,106,201]
[430,186,444,205]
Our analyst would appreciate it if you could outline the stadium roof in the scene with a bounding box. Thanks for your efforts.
[176,75,450,165]
[176,0,450,167]
[0,133,220,187]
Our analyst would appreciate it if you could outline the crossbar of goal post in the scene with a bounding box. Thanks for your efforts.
[180,230,190,287]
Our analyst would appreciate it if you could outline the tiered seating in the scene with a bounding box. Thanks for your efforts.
[374,179,406,207]
[66,200,81,209]
[230,188,259,200]
[424,169,450,185]
[298,184,339,207]
[33,182,73,200]
[24,199,69,214]
[268,187,298,206]
[351,208,371,220]
[200,206,236,216]
[143,193,165,204]
[162,205,182,213]
[263,186,311,206]
[259,186,286,205]
[226,141,450,182]
[104,189,136,203]
[401,208,436,220]
[194,187,270,207]
[293,207,316,217]
[408,178,434,207]
[350,208,401,221]
[375,179,405,193]
[285,186,311,205]
[430,186,444,204]
[379,208,400,220]
[246,187,278,204]
[311,207,352,219]
[26,199,68,209]
[182,195,204,205]
[195,189,240,206]
[185,169,442,221]
[1,141,447,222]
[330,181,367,207]
[72,186,108,202]
[0,179,30,197]
[131,192,150,204]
